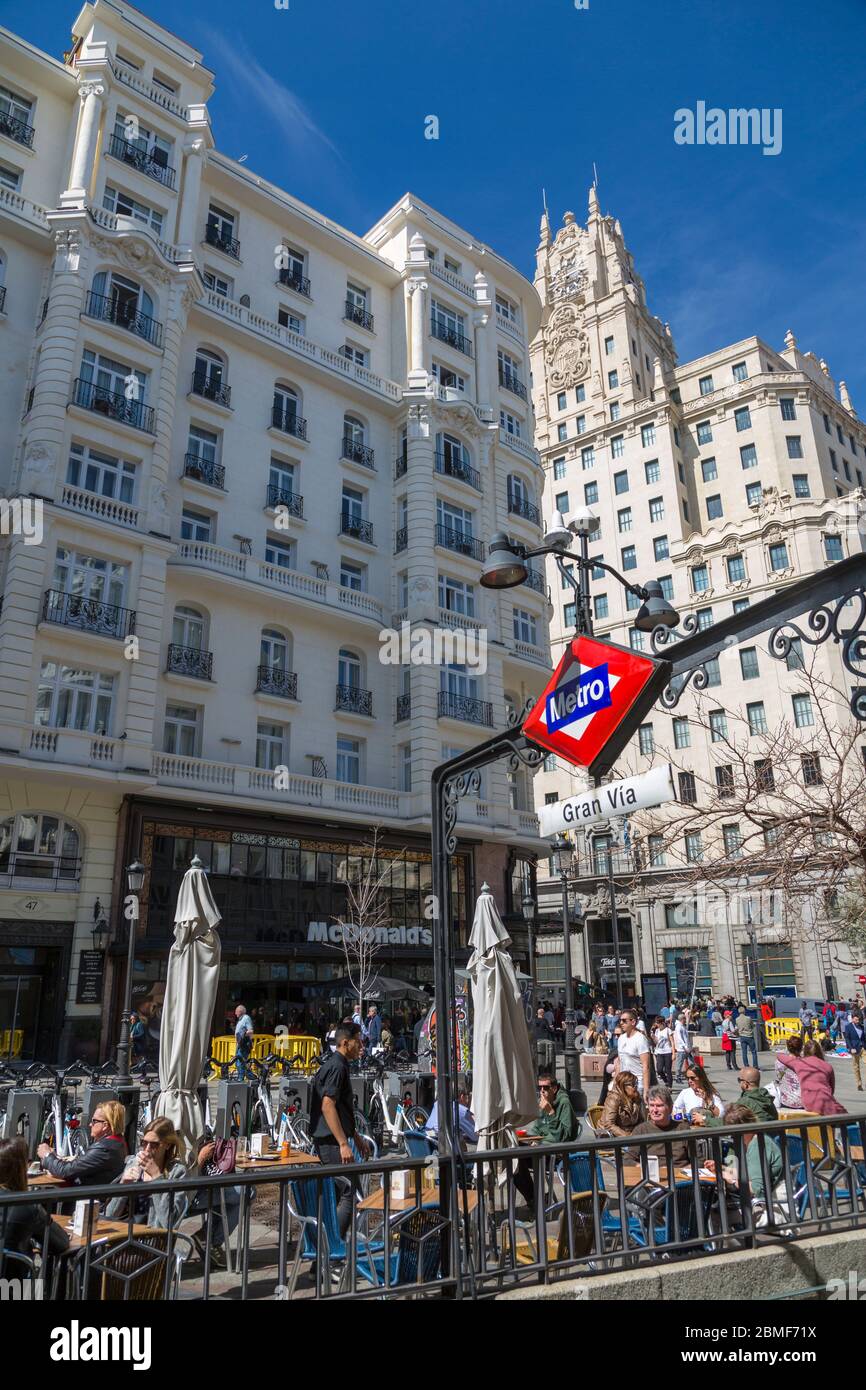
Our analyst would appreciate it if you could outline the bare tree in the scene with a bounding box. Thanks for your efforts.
[329,827,406,1014]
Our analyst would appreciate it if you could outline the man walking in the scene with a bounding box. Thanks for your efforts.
[617,1008,651,1095]
[843,1010,865,1092]
[366,1005,382,1048]
[309,1023,369,1239]
[736,1007,758,1069]
[233,1003,254,1080]
[673,1011,692,1082]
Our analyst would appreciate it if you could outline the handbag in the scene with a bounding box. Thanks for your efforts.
[205,1137,237,1175]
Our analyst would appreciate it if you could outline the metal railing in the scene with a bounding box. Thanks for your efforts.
[523,566,546,595]
[0,109,35,148]
[394,526,408,553]
[434,525,484,561]
[192,371,231,408]
[342,436,375,468]
[431,316,473,356]
[437,690,494,725]
[107,133,176,189]
[183,454,226,489]
[340,513,374,544]
[271,404,308,438]
[256,665,299,699]
[0,285,7,314]
[41,589,136,640]
[395,452,408,479]
[396,694,411,721]
[498,368,527,400]
[435,450,481,492]
[508,492,541,525]
[205,223,241,259]
[335,684,373,716]
[84,290,163,347]
[276,268,311,297]
[266,483,303,517]
[0,853,81,888]
[167,643,213,680]
[70,378,155,432]
[345,299,374,332]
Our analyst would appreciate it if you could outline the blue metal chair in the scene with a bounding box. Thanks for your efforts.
[567,1151,647,1250]
[285,1177,395,1297]
[403,1130,437,1161]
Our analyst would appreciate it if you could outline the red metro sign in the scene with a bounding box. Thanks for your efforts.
[523,634,671,777]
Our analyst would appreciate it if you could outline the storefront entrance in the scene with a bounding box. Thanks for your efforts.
[0,941,68,1061]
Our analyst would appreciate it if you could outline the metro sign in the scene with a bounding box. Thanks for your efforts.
[523,634,671,776]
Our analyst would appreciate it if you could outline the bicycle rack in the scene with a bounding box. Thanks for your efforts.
[214,1081,250,1139]
[82,1085,121,1126]
[277,1076,311,1117]
[2,1090,44,1159]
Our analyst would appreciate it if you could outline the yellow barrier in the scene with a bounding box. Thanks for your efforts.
[209,1033,321,1076]
[273,1034,321,1073]
[0,1029,23,1058]
[765,1018,802,1047]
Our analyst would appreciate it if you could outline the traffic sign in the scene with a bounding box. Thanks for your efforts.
[523,634,671,776]
[538,764,677,837]
[859,974,866,984]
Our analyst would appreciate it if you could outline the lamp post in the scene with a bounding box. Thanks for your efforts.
[551,832,581,1100]
[521,891,537,997]
[115,859,145,1088]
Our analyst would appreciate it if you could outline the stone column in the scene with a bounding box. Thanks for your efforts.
[147,271,200,529]
[176,138,207,260]
[473,270,492,406]
[61,81,105,207]
[407,279,428,385]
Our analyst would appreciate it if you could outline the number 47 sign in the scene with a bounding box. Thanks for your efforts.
[523,633,671,777]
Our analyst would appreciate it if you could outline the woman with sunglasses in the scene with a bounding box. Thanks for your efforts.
[105,1117,189,1229]
[599,1070,646,1137]
[673,1060,724,1120]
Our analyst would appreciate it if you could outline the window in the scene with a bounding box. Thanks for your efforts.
[747,702,767,735]
[740,444,757,469]
[673,716,690,749]
[0,812,81,883]
[604,336,615,356]
[830,449,838,473]
[203,269,232,298]
[621,545,636,571]
[400,743,413,793]
[648,834,666,867]
[560,563,574,591]
[556,392,567,411]
[584,481,598,505]
[699,375,714,396]
[163,703,199,756]
[265,536,295,569]
[837,423,845,444]
[103,184,164,234]
[654,535,669,561]
[626,589,640,611]
[824,534,843,563]
[576,384,585,402]
[678,771,697,804]
[702,655,719,687]
[66,444,136,503]
[802,753,822,787]
[755,758,774,792]
[844,459,852,482]
[638,724,654,755]
[726,555,746,583]
[611,435,625,459]
[555,491,569,514]
[792,694,814,728]
[614,470,629,495]
[786,436,803,459]
[610,402,621,422]
[340,343,367,367]
[768,542,789,572]
[617,507,632,533]
[706,494,723,520]
[733,598,750,614]
[685,832,703,863]
[581,445,595,470]
[732,362,748,382]
[260,628,290,672]
[495,293,516,322]
[188,425,219,468]
[563,602,576,628]
[734,406,752,432]
[52,546,128,612]
[683,500,690,522]
[278,305,304,334]
[180,507,211,542]
[608,370,619,390]
[697,421,713,446]
[649,496,665,522]
[740,647,759,680]
[716,765,735,797]
[792,474,810,498]
[256,720,287,771]
[557,423,568,442]
[709,710,728,742]
[823,413,831,434]
[513,609,538,645]
[645,459,660,484]
[745,482,762,506]
[340,559,366,591]
[696,607,713,630]
[641,424,656,447]
[576,414,587,435]
[779,397,796,421]
[784,637,804,672]
[0,160,21,191]
[629,627,646,651]
[206,203,238,255]
[439,574,475,616]
[36,662,115,734]
[336,736,361,785]
[723,824,743,858]
[553,457,566,481]
[691,564,709,592]
[591,554,604,579]
[593,592,609,620]
[701,457,717,483]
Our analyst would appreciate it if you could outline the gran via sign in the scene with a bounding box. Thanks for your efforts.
[306,922,433,947]
[538,765,676,836]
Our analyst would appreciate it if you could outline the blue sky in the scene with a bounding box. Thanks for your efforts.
[6,0,866,401]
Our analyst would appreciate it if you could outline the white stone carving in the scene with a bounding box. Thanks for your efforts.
[544,303,589,389]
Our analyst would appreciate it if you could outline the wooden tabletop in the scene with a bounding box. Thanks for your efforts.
[236,1151,320,1171]
[28,1171,66,1189]
[358,1185,478,1213]
[52,1214,152,1252]
[620,1163,717,1188]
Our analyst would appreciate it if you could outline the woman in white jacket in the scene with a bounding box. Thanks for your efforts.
[673,1060,725,1119]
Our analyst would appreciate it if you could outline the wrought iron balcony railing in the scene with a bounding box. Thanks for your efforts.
[341,437,375,469]
[183,454,225,488]
[437,690,493,726]
[266,484,304,518]
[431,316,473,357]
[276,267,311,297]
[434,525,484,561]
[271,404,308,438]
[71,378,155,432]
[0,109,35,148]
[499,368,528,401]
[205,223,241,259]
[508,492,541,525]
[523,566,546,594]
[435,451,481,492]
[395,452,407,479]
[345,300,374,332]
[42,589,136,640]
[167,643,213,680]
[192,371,231,407]
[107,133,176,189]
[335,684,373,716]
[256,665,299,700]
[394,526,408,553]
[396,694,411,722]
[84,290,164,348]
[340,513,374,544]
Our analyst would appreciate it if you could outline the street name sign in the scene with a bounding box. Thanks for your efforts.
[537,764,677,837]
[523,634,671,776]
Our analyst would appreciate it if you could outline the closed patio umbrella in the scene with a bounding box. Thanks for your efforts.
[153,856,222,1160]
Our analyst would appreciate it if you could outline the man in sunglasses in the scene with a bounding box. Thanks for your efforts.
[513,1071,578,1206]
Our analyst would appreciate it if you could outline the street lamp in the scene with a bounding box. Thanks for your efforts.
[551,832,581,1099]
[521,891,537,995]
[115,859,145,1089]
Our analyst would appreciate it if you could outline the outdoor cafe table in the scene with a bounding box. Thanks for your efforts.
[358,1185,478,1214]
[236,1151,321,1172]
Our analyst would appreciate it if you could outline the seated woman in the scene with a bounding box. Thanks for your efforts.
[776,1037,846,1116]
[673,1061,724,1120]
[774,1034,806,1109]
[105,1118,189,1229]
[186,1136,245,1269]
[599,1071,646,1136]
[0,1137,70,1280]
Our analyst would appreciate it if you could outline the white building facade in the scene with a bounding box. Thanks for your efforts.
[0,1,550,1062]
[531,190,866,1006]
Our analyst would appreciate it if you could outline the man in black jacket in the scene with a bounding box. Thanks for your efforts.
[37,1101,128,1187]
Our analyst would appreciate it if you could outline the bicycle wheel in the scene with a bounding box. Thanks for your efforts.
[354,1105,373,1144]
[290,1114,313,1152]
[403,1105,428,1132]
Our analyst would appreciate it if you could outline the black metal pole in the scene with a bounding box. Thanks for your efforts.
[609,848,624,1011]
[560,868,578,1097]
[577,531,593,637]
[114,894,137,1087]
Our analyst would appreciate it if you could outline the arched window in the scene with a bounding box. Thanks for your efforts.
[273,383,305,437]
[338,648,362,689]
[436,432,474,486]
[193,349,228,405]
[260,627,290,671]
[508,473,529,507]
[91,270,155,330]
[343,414,365,448]
[0,813,81,885]
[172,605,206,651]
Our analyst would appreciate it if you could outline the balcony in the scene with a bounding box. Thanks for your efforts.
[434,525,484,561]
[340,513,374,545]
[70,378,155,433]
[431,316,473,357]
[41,589,136,640]
[205,223,241,259]
[523,566,546,595]
[396,694,411,722]
[183,454,225,489]
[0,286,6,314]
[395,452,407,479]
[499,368,527,401]
[107,133,176,189]
[335,684,373,716]
[345,300,374,332]
[437,691,493,726]
[276,267,311,297]
[394,526,408,554]
[0,109,35,148]
[265,484,303,518]
[271,403,308,439]
[166,643,213,680]
[435,450,482,492]
[84,290,164,348]
[0,851,80,891]
[508,492,541,525]
[256,665,299,700]
[191,371,231,408]
[341,436,375,469]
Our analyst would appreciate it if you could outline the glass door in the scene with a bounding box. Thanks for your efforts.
[0,974,42,1062]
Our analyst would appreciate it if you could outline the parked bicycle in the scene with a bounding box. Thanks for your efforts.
[365,1058,428,1152]
[23,1061,92,1157]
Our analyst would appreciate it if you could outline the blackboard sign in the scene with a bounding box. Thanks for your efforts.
[76,950,105,1005]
